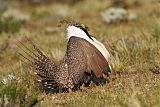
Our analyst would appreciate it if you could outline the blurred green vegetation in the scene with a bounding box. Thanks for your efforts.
[0,17,21,33]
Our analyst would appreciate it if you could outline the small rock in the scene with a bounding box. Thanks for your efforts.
[101,7,137,24]
[2,9,30,22]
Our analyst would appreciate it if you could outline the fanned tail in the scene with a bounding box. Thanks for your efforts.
[17,36,59,92]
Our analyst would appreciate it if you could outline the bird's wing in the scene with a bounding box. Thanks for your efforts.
[77,37,111,78]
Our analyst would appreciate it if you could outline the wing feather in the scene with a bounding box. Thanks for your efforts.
[78,37,111,78]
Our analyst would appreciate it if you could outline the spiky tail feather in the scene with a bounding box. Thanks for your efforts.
[17,37,59,92]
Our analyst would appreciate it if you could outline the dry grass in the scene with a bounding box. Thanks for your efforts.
[0,0,160,107]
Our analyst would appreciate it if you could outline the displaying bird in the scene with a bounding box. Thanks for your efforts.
[18,23,112,93]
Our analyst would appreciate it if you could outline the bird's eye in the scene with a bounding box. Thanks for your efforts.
[81,24,85,28]
[80,24,89,31]
[81,24,87,30]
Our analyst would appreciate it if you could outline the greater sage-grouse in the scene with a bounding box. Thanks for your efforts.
[19,23,112,92]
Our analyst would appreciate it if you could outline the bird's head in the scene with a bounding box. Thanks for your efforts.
[67,23,93,40]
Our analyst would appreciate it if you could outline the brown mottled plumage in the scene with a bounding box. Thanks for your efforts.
[19,23,112,92]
